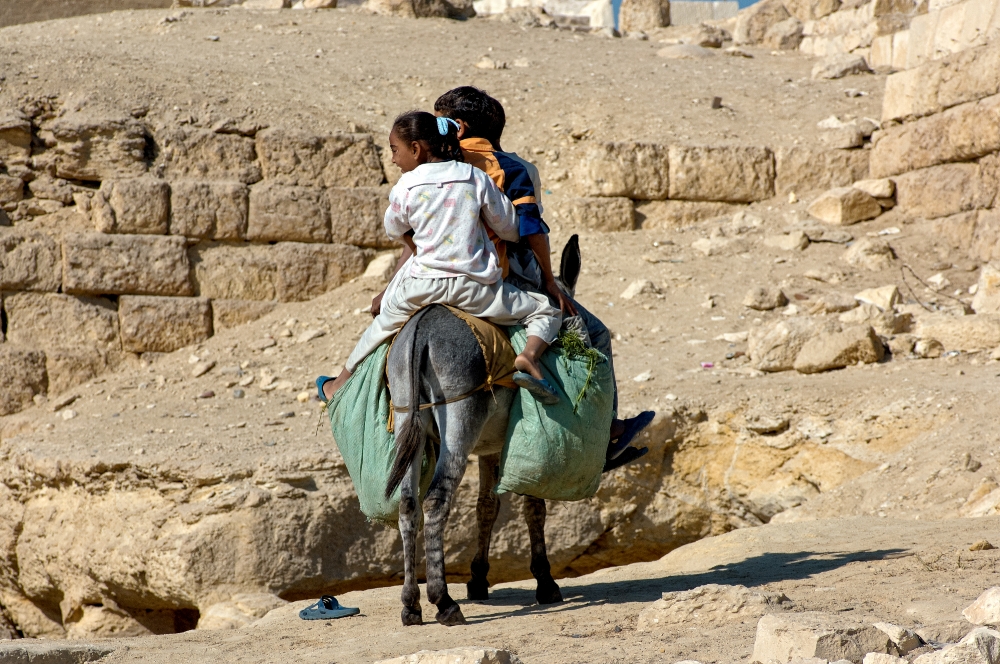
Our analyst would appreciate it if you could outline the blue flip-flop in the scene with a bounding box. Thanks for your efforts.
[299,595,359,620]
[316,376,335,403]
[607,411,656,460]
[512,372,560,405]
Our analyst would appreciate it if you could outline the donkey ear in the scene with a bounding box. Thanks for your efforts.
[559,234,582,294]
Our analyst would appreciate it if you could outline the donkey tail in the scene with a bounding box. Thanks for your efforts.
[385,306,434,500]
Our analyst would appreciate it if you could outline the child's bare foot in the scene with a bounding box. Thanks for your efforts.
[513,353,544,381]
[512,335,558,405]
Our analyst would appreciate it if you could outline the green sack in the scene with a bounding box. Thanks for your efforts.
[496,327,615,501]
[327,342,435,528]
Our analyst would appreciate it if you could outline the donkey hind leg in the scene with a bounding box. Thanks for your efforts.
[397,413,426,627]
[523,496,563,604]
[467,453,502,601]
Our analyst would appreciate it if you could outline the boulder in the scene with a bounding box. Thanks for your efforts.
[972,264,1000,314]
[62,233,193,296]
[668,146,775,203]
[64,603,156,639]
[763,17,804,49]
[364,0,475,18]
[839,304,909,335]
[621,279,659,299]
[854,285,901,311]
[635,200,741,228]
[793,325,884,373]
[247,184,331,243]
[211,299,277,330]
[916,314,1000,351]
[853,179,895,199]
[0,641,116,664]
[842,238,896,271]
[555,197,635,232]
[4,292,120,353]
[808,188,883,225]
[0,347,47,416]
[578,142,669,199]
[764,231,810,251]
[118,296,213,354]
[812,54,872,80]
[157,126,261,184]
[375,649,522,664]
[914,337,944,358]
[808,292,858,314]
[197,593,287,630]
[0,109,32,165]
[619,0,670,32]
[820,126,865,149]
[0,173,24,207]
[0,229,61,292]
[912,628,1000,664]
[734,0,791,45]
[255,129,384,188]
[894,163,992,221]
[27,176,74,205]
[42,114,148,180]
[916,622,979,645]
[362,252,398,281]
[95,178,170,235]
[170,181,249,241]
[748,317,823,372]
[784,0,840,20]
[873,622,924,654]
[751,612,896,664]
[774,147,871,196]
[329,186,396,248]
[637,584,791,630]
[963,588,1000,626]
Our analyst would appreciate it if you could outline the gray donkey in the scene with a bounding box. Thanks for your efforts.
[383,236,629,627]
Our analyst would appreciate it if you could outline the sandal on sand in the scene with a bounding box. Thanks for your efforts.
[606,411,656,461]
[299,595,359,620]
[316,376,335,403]
[603,446,649,473]
[512,372,560,406]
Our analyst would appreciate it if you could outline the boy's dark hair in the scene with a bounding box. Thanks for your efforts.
[434,86,506,148]
[391,110,464,163]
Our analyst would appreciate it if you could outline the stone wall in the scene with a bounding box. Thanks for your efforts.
[0,110,386,417]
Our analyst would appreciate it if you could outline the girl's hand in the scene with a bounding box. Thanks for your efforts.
[545,280,578,317]
[371,289,386,317]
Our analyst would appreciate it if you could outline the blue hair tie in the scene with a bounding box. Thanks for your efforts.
[436,117,459,136]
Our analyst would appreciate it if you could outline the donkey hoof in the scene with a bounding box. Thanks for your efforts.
[435,603,467,626]
[466,580,489,601]
[401,607,423,626]
[536,583,563,605]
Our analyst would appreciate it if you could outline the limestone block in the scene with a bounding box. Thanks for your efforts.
[157,127,261,184]
[812,53,872,79]
[906,11,938,68]
[891,30,910,70]
[882,68,920,123]
[618,0,670,32]
[820,126,865,149]
[553,196,635,232]
[873,0,913,16]
[271,242,368,302]
[928,211,978,254]
[45,348,118,397]
[579,142,669,199]
[0,109,31,165]
[973,265,1000,314]
[751,612,896,664]
[94,178,170,235]
[855,285,901,311]
[247,183,331,243]
[328,186,396,248]
[894,163,991,220]
[748,317,824,372]
[808,187,882,225]
[932,2,968,59]
[775,147,870,195]
[0,173,23,207]
[794,325,884,373]
[0,642,116,663]
[4,293,120,352]
[785,0,840,21]
[891,41,1000,122]
[839,303,910,335]
[864,654,907,664]
[764,231,810,251]
[119,296,213,353]
[734,0,791,44]
[170,181,248,241]
[842,237,896,271]
[363,252,398,281]
[635,200,743,228]
[873,622,924,654]
[42,114,148,181]
[870,34,894,68]
[915,313,1000,351]
[971,209,1000,262]
[870,95,1000,178]
[255,128,384,188]
[304,0,338,7]
[744,287,789,310]
[963,588,1000,625]
[764,18,805,49]
[638,584,791,630]
[190,244,279,301]
[28,176,74,205]
[912,628,1000,664]
[668,146,775,202]
[197,593,287,630]
[0,229,61,291]
[853,178,895,199]
[0,348,47,416]
[959,0,998,51]
[212,299,277,330]
[62,233,193,296]
[375,649,522,664]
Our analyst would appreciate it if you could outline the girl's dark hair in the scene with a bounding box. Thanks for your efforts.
[391,111,464,163]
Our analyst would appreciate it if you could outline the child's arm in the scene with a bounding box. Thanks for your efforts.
[524,232,577,316]
[478,174,520,243]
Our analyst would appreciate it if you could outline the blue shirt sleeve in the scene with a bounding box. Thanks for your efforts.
[495,152,549,238]
[516,203,549,237]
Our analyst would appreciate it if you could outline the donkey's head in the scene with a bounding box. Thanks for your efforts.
[555,234,581,300]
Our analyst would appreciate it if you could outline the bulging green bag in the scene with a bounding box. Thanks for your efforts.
[496,327,614,501]
[326,342,434,528]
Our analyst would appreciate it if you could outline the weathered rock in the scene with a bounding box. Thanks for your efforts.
[839,303,909,335]
[734,0,791,45]
[853,178,895,199]
[864,654,908,664]
[914,337,944,358]
[637,584,791,630]
[635,200,742,228]
[555,196,635,232]
[808,187,883,225]
[255,129,384,188]
[621,279,659,299]
[692,235,745,256]
[785,0,840,20]
[842,238,896,271]
[0,641,116,664]
[243,0,291,7]
[0,229,61,292]
[272,243,368,302]
[197,593,287,630]
[42,114,148,180]
[794,325,884,373]
[304,0,337,7]
[894,163,992,221]
[118,296,213,354]
[4,292,120,352]
[820,126,865,149]
[812,54,872,80]
[855,285,901,311]
[774,147,871,195]
[763,17,805,49]
[247,183,331,243]
[915,314,1000,351]
[211,300,277,330]
[0,173,24,207]
[915,622,979,645]
[749,317,824,372]
[0,347,47,416]
[190,244,279,301]
[95,178,170,235]
[751,612,896,664]
[668,146,775,202]
[375,648,522,664]
[764,231,810,251]
[808,292,858,314]
[170,181,249,241]
[157,126,261,184]
[62,233,193,296]
[0,109,32,165]
[45,348,119,397]
[364,0,474,19]
[972,264,1000,314]
[912,628,1000,664]
[27,176,74,205]
[328,186,396,248]
[579,142,669,199]
[963,588,1000,626]
[64,603,158,639]
[618,0,670,32]
[362,252,398,281]
[873,622,924,654]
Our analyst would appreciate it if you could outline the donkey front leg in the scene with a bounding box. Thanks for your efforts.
[523,496,563,604]
[397,438,424,626]
[467,453,502,601]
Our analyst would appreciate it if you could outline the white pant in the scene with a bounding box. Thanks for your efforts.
[345,268,561,372]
